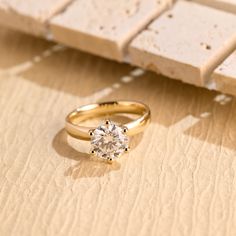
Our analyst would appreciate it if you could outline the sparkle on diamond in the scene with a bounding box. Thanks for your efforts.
[91,121,129,160]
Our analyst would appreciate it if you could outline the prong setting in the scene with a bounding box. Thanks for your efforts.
[90,149,96,155]
[107,158,113,164]
[90,120,129,162]
[89,129,94,136]
[123,127,128,133]
[105,119,110,125]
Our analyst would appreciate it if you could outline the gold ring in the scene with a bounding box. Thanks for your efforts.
[65,101,151,162]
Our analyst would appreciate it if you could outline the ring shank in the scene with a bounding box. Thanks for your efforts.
[65,101,151,140]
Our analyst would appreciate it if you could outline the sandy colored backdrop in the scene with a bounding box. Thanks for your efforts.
[0,27,236,236]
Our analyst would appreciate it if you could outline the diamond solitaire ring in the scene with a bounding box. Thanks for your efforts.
[65,101,151,163]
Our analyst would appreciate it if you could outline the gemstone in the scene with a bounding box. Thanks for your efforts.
[91,120,129,160]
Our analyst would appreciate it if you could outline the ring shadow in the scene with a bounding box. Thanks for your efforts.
[2,28,236,156]
[98,70,236,151]
[52,115,143,179]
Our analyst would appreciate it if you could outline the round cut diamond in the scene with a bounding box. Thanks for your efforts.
[91,121,129,160]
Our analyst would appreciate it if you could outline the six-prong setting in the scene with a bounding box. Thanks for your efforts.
[89,129,94,137]
[90,149,96,155]
[89,120,129,162]
[123,126,128,134]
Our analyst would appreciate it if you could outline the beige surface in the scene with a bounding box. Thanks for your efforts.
[0,0,73,36]
[129,0,236,86]
[50,0,171,61]
[212,50,236,96]
[1,27,236,236]
[192,0,236,14]
[1,0,236,98]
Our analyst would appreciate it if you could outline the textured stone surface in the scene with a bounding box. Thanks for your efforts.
[50,0,172,61]
[192,0,236,14]
[212,51,236,96]
[129,1,236,86]
[0,0,73,36]
[1,27,236,236]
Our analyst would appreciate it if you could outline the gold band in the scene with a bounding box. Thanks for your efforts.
[65,101,151,140]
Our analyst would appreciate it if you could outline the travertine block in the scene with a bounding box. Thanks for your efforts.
[0,0,73,36]
[50,0,172,61]
[192,0,236,14]
[129,1,236,86]
[212,51,236,96]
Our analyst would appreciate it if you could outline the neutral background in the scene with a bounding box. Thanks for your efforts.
[0,27,236,236]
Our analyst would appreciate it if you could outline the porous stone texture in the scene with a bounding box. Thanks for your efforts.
[0,0,73,36]
[91,121,129,160]
[191,0,236,14]
[212,51,236,96]
[50,0,172,61]
[129,1,236,86]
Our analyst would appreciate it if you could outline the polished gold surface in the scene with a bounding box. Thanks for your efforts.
[65,101,151,140]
